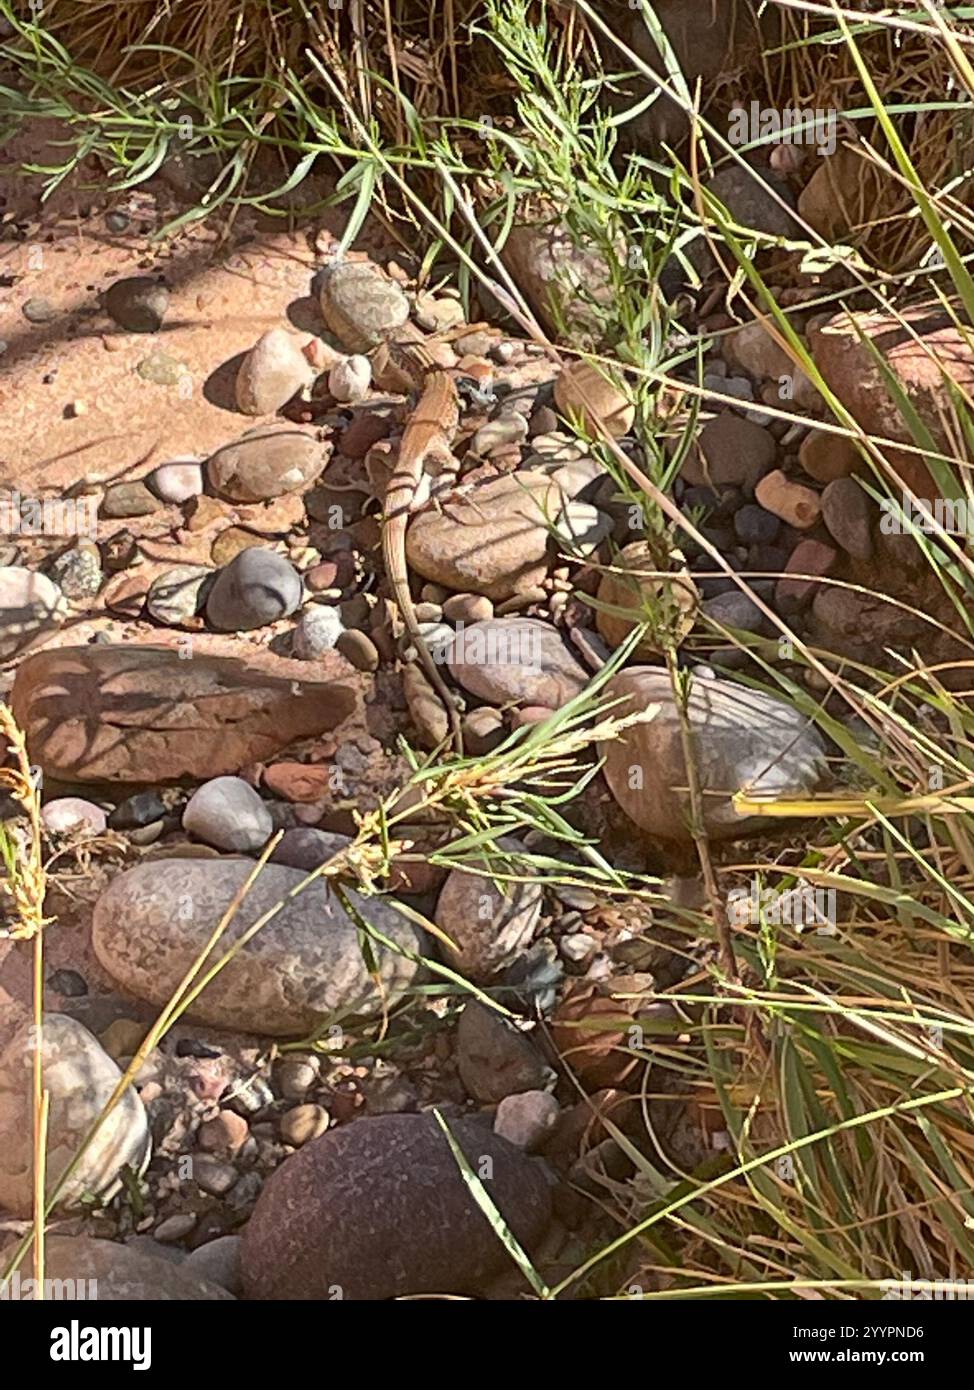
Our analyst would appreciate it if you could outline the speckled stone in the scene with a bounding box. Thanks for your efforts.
[241,1113,552,1299]
[92,859,426,1036]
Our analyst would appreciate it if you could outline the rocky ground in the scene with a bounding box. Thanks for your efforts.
[0,123,967,1301]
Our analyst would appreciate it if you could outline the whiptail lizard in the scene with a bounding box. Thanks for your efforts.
[381,337,465,754]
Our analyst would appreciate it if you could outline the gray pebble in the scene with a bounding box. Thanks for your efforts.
[206,548,302,631]
[292,603,344,659]
[182,776,273,853]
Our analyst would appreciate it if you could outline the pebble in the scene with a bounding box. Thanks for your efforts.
[328,354,372,402]
[0,1015,149,1215]
[560,932,597,963]
[733,503,780,545]
[241,1112,551,1299]
[292,603,344,658]
[0,566,67,659]
[46,968,88,997]
[462,705,506,755]
[595,540,698,656]
[182,1236,242,1296]
[104,276,169,332]
[146,565,213,626]
[269,828,351,872]
[42,1235,232,1299]
[435,838,543,981]
[798,429,859,483]
[554,361,634,437]
[683,412,777,492]
[702,589,774,636]
[336,628,379,672]
[136,350,187,386]
[442,592,493,624]
[194,1157,238,1196]
[108,791,168,830]
[206,548,302,630]
[406,470,557,600]
[47,541,102,601]
[821,476,874,559]
[42,797,108,835]
[494,1090,559,1152]
[209,527,265,567]
[456,1001,548,1103]
[198,1111,250,1156]
[280,1103,330,1147]
[182,776,273,853]
[775,538,838,612]
[149,459,203,504]
[100,480,160,518]
[155,1213,197,1243]
[448,617,588,708]
[470,412,529,456]
[553,501,612,556]
[236,328,312,415]
[22,296,57,323]
[755,469,822,529]
[92,859,425,1036]
[275,1056,319,1100]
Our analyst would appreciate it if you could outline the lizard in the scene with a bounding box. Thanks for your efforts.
[381,336,465,755]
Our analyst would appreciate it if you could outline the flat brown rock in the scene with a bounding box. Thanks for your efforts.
[11,642,360,783]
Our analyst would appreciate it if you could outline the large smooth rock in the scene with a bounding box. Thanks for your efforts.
[92,859,426,1036]
[205,548,302,631]
[435,837,543,981]
[0,1015,149,1216]
[406,471,557,600]
[240,1113,552,1299]
[600,668,826,841]
[448,618,588,708]
[207,424,328,503]
[11,644,357,784]
[317,261,409,352]
[809,306,974,500]
[23,1237,233,1300]
[0,567,67,659]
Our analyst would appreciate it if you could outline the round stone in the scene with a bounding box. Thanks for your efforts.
[207,424,328,503]
[448,617,588,708]
[279,1103,330,1147]
[104,276,169,332]
[317,262,409,352]
[146,565,214,627]
[182,776,273,853]
[42,797,108,835]
[240,1112,552,1299]
[47,542,102,600]
[206,548,302,631]
[236,328,312,416]
[92,859,426,1036]
[149,459,203,504]
[0,1015,150,1215]
[292,603,344,658]
[435,837,543,981]
[0,566,67,659]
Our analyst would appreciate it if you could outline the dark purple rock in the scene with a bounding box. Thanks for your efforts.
[240,1113,552,1300]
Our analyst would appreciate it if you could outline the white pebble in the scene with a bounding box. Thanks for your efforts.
[328,354,372,402]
